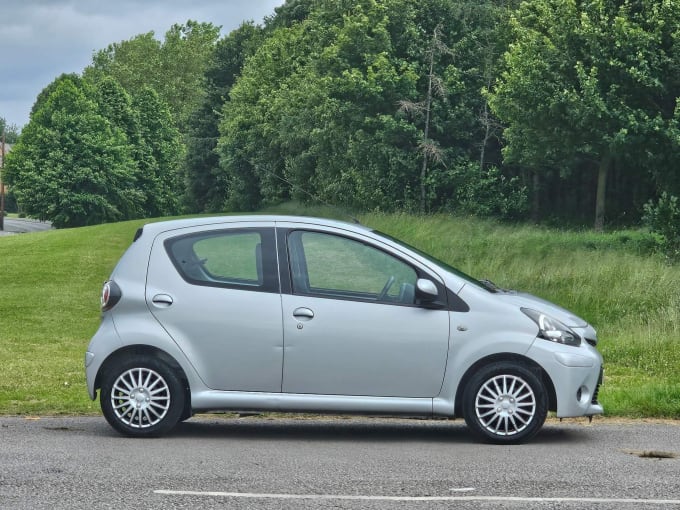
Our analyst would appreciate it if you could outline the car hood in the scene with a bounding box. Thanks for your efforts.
[495,291,589,328]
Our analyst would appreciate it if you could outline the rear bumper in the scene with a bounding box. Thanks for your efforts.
[84,314,121,400]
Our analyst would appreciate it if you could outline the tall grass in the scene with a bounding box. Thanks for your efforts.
[0,209,678,417]
[363,212,680,417]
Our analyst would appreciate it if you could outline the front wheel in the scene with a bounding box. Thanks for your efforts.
[100,356,185,437]
[462,361,548,444]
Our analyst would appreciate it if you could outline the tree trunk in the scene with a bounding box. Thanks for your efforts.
[594,153,610,232]
[420,154,428,213]
[479,101,490,173]
[420,46,435,214]
[532,171,540,222]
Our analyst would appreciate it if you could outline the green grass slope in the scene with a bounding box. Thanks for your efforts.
[0,210,678,417]
[0,220,147,414]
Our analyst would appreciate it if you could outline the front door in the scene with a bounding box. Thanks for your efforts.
[280,229,450,398]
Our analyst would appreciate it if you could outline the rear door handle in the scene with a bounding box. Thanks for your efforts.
[293,307,314,321]
[151,294,174,307]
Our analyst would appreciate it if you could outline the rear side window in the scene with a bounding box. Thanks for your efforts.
[165,228,278,292]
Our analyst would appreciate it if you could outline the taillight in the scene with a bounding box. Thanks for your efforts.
[101,280,122,311]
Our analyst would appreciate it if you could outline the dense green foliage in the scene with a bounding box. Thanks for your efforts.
[644,192,680,260]
[217,0,523,215]
[0,209,678,417]
[5,0,680,239]
[488,0,680,230]
[184,22,265,212]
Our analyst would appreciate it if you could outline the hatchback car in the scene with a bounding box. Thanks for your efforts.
[85,215,603,443]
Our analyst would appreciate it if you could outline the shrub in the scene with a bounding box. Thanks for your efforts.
[443,163,529,220]
[643,192,680,261]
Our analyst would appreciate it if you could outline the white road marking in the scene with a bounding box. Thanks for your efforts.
[155,490,680,505]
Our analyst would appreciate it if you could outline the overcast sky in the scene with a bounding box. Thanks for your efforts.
[1,0,284,129]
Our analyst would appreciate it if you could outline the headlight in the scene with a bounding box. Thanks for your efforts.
[521,308,581,347]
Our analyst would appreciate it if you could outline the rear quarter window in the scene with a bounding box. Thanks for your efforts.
[164,228,277,292]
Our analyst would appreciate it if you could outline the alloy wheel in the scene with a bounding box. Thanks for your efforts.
[474,373,537,437]
[110,367,171,429]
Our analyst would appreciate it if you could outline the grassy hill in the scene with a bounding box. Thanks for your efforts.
[0,208,678,418]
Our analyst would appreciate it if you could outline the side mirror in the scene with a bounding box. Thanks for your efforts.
[415,278,439,302]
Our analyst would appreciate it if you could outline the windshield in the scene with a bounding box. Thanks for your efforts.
[373,230,495,292]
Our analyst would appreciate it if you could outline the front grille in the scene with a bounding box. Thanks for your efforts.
[585,337,597,347]
[592,366,604,404]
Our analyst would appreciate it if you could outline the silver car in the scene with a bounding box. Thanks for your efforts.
[85,215,603,443]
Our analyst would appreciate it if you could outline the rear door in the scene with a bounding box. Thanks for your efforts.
[145,222,283,392]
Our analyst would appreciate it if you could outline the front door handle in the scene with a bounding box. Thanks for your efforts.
[293,307,314,321]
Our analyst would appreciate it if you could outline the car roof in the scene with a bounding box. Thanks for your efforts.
[137,215,373,238]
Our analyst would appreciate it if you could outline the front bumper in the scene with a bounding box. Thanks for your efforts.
[527,339,604,418]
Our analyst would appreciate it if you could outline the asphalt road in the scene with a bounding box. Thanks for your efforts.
[0,217,52,235]
[1,415,679,509]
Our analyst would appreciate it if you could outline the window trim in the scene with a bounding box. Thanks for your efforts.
[164,227,279,293]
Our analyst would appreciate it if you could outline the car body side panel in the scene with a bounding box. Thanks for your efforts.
[433,282,544,411]
[281,294,450,397]
[85,315,121,399]
[190,391,433,415]
[85,311,211,401]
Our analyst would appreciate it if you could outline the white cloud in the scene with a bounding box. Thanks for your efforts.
[0,0,283,128]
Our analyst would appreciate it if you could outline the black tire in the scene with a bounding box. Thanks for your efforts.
[462,361,548,444]
[100,356,185,437]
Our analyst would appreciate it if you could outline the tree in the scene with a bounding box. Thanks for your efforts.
[90,76,183,217]
[159,21,223,126]
[5,75,142,227]
[86,33,161,98]
[0,117,20,144]
[489,0,680,230]
[132,87,184,216]
[85,21,221,128]
[184,22,264,212]
[265,0,315,29]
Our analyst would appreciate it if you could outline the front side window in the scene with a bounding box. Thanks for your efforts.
[165,228,277,292]
[288,230,418,304]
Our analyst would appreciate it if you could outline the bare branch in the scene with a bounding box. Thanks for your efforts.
[418,139,447,167]
[431,75,447,99]
[397,100,426,117]
[433,24,454,57]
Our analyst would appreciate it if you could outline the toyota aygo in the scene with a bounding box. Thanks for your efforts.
[85,215,603,443]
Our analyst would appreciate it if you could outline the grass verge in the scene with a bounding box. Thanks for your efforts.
[0,207,678,417]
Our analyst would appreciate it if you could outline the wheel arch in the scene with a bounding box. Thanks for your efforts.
[454,353,557,417]
[95,345,192,421]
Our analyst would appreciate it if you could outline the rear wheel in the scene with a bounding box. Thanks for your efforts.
[463,361,547,444]
[100,356,184,437]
